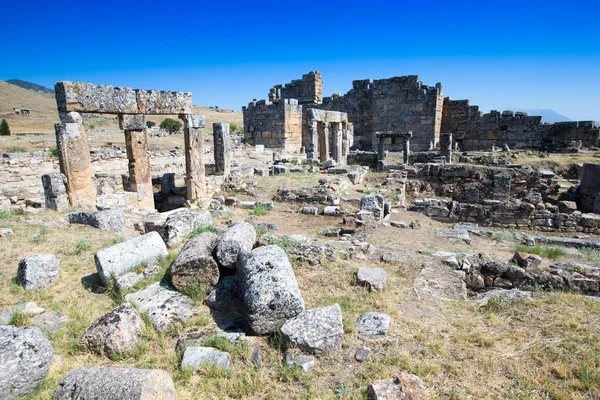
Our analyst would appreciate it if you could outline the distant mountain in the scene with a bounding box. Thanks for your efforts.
[6,79,54,94]
[508,108,572,123]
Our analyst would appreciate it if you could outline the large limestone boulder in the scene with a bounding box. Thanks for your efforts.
[367,371,429,400]
[68,209,125,232]
[51,367,178,400]
[215,222,256,268]
[79,304,144,357]
[95,231,168,284]
[168,233,219,293]
[280,304,344,354]
[0,326,53,400]
[16,254,60,290]
[145,209,212,248]
[125,282,195,332]
[357,267,388,291]
[237,245,304,334]
[181,346,231,370]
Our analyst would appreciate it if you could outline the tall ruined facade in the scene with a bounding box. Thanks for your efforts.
[243,71,599,154]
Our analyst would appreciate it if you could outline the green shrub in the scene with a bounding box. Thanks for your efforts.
[0,119,10,136]
[9,310,31,327]
[48,146,59,158]
[249,205,269,216]
[7,146,27,153]
[230,122,242,132]
[146,121,156,128]
[160,118,182,134]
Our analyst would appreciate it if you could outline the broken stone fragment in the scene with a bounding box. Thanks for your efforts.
[181,346,230,370]
[356,312,391,338]
[17,254,60,290]
[367,371,430,400]
[356,267,388,291]
[280,304,344,354]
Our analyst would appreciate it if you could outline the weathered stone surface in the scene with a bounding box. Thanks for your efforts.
[168,233,219,293]
[118,114,145,130]
[213,122,232,176]
[42,173,69,211]
[115,272,142,291]
[474,288,532,305]
[176,329,245,353]
[355,346,371,362]
[79,304,144,357]
[237,245,305,334]
[31,311,68,334]
[436,228,470,244]
[181,346,230,370]
[125,282,195,332]
[356,312,391,338]
[55,81,192,115]
[146,209,213,248]
[413,263,467,300]
[512,252,542,269]
[0,326,53,400]
[17,254,60,290]
[357,267,388,291]
[360,194,385,220]
[0,228,14,237]
[68,209,125,232]
[286,353,315,372]
[51,367,178,400]
[215,222,256,269]
[367,371,430,400]
[54,123,96,208]
[95,232,168,284]
[280,304,344,355]
[125,129,154,209]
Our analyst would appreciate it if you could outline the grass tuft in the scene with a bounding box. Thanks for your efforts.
[250,204,269,216]
[9,310,32,326]
[515,244,566,259]
[189,224,217,238]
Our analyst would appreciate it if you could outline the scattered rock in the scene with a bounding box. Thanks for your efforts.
[474,288,532,305]
[237,245,304,335]
[31,311,68,334]
[357,267,388,291]
[280,304,344,354]
[512,252,542,269]
[355,346,371,362]
[356,312,391,338]
[300,207,319,215]
[390,221,406,228]
[79,304,144,357]
[367,371,430,400]
[68,209,125,232]
[51,367,178,400]
[181,346,231,370]
[168,232,219,293]
[285,353,315,372]
[16,254,60,290]
[115,272,142,291]
[125,282,196,332]
[146,209,212,248]
[436,228,470,244]
[95,231,168,285]
[251,347,262,368]
[558,200,577,214]
[215,222,256,269]
[176,329,245,353]
[409,220,421,229]
[0,228,14,237]
[0,326,53,400]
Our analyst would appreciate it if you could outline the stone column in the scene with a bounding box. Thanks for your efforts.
[54,115,96,208]
[41,173,69,211]
[318,123,329,162]
[306,121,318,160]
[377,140,386,162]
[120,114,154,209]
[331,122,344,165]
[440,132,453,164]
[213,122,231,176]
[180,114,207,200]
[402,132,413,165]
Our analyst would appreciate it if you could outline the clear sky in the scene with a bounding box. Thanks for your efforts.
[2,0,599,121]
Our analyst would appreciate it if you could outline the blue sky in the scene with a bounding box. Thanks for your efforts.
[2,0,599,121]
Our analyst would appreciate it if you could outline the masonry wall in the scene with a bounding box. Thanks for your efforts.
[269,71,322,104]
[441,98,600,151]
[242,99,303,152]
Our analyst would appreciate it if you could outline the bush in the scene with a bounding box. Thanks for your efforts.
[230,122,242,133]
[160,118,182,134]
[7,146,27,153]
[48,147,59,158]
[146,121,156,128]
[0,119,10,136]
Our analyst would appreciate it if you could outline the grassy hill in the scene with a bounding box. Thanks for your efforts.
[0,80,243,135]
[6,79,54,93]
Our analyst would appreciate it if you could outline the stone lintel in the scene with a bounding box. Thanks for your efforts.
[55,81,192,114]
[375,131,413,139]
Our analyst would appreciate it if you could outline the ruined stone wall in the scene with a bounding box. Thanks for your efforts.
[268,71,322,105]
[441,98,600,151]
[410,197,600,233]
[319,76,443,152]
[243,99,303,152]
[0,150,185,206]
[410,163,553,203]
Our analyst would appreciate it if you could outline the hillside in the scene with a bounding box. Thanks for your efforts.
[6,79,54,93]
[0,80,243,135]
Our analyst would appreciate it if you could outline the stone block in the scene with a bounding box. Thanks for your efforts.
[118,114,145,131]
[17,254,60,290]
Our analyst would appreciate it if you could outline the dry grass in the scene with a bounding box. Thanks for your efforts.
[1,173,600,399]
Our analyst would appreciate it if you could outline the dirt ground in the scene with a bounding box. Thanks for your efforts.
[1,163,600,399]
